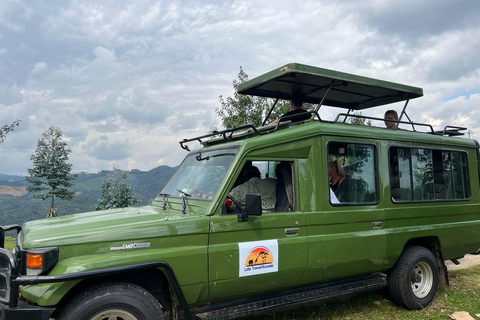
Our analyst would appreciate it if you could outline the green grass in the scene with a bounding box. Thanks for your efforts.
[247,266,480,320]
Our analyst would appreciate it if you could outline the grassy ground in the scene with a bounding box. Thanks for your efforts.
[247,266,480,320]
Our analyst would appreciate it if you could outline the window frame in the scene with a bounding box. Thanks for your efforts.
[222,158,297,215]
[388,145,471,203]
[326,140,379,206]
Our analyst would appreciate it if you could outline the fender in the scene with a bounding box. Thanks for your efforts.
[3,254,194,320]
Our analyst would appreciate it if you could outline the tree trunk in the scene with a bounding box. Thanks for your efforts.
[47,197,57,218]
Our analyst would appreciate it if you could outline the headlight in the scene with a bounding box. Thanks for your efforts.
[25,247,59,276]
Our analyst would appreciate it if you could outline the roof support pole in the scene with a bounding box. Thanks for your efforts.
[261,98,279,126]
[314,80,336,113]
[343,109,352,123]
[398,97,414,130]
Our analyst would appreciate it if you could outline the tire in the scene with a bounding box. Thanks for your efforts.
[57,282,165,320]
[387,246,439,310]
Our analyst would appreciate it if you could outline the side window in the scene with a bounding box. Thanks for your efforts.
[389,147,470,202]
[227,160,295,213]
[328,142,377,205]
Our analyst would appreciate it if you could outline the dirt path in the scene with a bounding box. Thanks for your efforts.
[445,254,480,270]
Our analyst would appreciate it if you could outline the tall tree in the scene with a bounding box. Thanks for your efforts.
[216,67,291,129]
[26,126,77,217]
[95,168,141,210]
[348,111,372,126]
[0,120,20,144]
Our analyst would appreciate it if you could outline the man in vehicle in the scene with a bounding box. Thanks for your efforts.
[270,93,311,125]
[229,165,277,212]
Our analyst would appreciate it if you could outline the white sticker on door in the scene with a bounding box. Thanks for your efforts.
[238,239,278,277]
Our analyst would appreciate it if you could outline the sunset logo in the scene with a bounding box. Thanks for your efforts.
[239,240,278,277]
[245,246,274,267]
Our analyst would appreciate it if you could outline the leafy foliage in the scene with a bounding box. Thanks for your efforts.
[0,120,20,144]
[95,168,141,210]
[348,111,372,126]
[216,67,291,129]
[26,126,77,217]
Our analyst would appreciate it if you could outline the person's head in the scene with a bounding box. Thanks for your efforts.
[384,110,398,129]
[244,166,261,181]
[328,160,345,178]
[290,93,304,110]
[275,161,290,181]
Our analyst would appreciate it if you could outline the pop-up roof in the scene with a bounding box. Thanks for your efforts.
[237,63,423,110]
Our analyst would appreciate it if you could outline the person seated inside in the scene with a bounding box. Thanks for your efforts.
[270,93,311,125]
[274,161,292,212]
[329,160,350,202]
[384,110,399,129]
[229,165,277,212]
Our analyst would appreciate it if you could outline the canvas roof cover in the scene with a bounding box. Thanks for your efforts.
[237,63,423,110]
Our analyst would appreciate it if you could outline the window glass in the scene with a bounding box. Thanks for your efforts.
[328,142,377,205]
[390,147,413,201]
[452,152,469,199]
[227,160,295,213]
[389,147,470,202]
[162,149,237,200]
[411,148,433,201]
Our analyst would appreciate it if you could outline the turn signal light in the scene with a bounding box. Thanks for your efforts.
[26,253,44,269]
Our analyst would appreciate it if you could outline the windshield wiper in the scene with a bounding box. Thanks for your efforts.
[158,193,170,210]
[177,189,191,214]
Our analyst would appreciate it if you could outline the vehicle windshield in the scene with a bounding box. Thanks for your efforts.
[161,148,238,200]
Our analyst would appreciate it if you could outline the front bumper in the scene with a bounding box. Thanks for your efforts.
[1,300,54,320]
[0,225,54,320]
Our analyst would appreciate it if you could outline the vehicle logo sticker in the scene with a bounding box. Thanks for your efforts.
[238,239,278,277]
[110,243,151,251]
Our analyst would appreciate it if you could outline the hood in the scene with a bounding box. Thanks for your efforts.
[21,205,210,248]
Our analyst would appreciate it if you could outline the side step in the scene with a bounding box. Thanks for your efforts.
[193,274,387,320]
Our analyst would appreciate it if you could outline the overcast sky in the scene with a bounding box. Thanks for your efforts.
[1,0,480,175]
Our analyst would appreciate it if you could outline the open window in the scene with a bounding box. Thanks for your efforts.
[226,160,296,214]
[327,142,377,205]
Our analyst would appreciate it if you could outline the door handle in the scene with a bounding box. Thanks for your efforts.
[285,228,299,235]
[372,221,383,229]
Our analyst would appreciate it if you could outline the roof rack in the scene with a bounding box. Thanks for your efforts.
[180,112,467,151]
[179,111,321,151]
[338,113,467,136]
[434,126,467,137]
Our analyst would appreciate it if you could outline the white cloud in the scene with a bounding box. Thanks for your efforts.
[1,0,480,175]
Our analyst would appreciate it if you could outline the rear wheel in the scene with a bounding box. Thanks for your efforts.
[387,246,439,310]
[58,282,165,320]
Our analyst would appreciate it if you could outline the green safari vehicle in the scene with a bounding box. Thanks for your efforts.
[1,63,480,320]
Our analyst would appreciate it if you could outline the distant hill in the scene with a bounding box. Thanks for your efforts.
[0,166,176,227]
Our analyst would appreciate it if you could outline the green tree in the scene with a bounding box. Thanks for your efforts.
[95,168,141,210]
[216,67,291,129]
[26,126,77,217]
[0,120,20,144]
[348,111,372,126]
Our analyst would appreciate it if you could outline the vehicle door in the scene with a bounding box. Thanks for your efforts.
[208,158,307,302]
[304,138,386,283]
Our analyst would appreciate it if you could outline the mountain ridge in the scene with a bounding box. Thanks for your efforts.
[0,165,176,226]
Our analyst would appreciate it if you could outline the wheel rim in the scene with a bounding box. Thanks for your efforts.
[90,309,138,320]
[410,261,433,298]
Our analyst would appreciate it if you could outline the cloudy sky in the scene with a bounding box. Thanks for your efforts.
[1,0,480,175]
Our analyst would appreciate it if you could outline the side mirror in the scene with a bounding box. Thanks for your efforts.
[245,193,262,216]
[237,193,262,222]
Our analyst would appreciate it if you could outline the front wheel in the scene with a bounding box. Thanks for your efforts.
[57,282,165,320]
[387,246,439,310]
